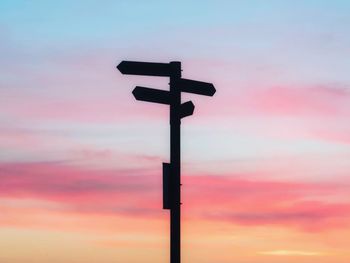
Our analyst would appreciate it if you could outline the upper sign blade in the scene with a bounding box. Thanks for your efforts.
[177,78,216,96]
[117,61,172,77]
[132,86,171,105]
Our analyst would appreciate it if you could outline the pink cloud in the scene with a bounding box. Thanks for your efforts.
[1,162,349,231]
[1,93,169,123]
[247,85,350,116]
[309,127,350,144]
[202,84,350,119]
[183,175,350,231]
[0,128,41,149]
[193,84,350,144]
[4,44,350,129]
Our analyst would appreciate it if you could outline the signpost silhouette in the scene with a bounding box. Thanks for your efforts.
[117,60,215,263]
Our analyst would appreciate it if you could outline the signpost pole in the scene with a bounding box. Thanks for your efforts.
[169,61,181,263]
[117,60,215,263]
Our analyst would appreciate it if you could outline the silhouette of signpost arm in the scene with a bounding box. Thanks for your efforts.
[117,60,215,263]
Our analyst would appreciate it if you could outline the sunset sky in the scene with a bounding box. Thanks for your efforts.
[1,1,350,263]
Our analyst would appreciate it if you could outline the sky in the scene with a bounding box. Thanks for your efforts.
[1,1,350,262]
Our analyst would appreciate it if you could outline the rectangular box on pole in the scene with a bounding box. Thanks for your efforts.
[163,162,171,209]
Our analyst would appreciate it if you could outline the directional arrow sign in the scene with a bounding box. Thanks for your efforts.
[132,86,171,105]
[117,61,172,77]
[180,101,195,119]
[176,78,216,96]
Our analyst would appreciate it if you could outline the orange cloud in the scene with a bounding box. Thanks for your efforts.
[259,250,323,256]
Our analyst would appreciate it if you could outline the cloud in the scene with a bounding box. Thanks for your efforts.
[200,84,350,145]
[1,162,350,231]
[183,175,350,231]
[259,250,323,256]
[240,85,350,117]
[0,162,161,213]
[205,202,350,231]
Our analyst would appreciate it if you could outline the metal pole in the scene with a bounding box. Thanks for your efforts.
[169,61,181,263]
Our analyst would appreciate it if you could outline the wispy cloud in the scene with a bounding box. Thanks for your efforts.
[1,162,349,231]
[247,85,350,117]
[259,250,323,256]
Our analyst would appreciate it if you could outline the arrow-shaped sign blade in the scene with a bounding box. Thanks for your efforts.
[117,61,172,77]
[132,86,171,105]
[180,101,195,119]
[177,78,216,96]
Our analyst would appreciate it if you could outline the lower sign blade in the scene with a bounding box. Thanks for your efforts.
[132,86,171,105]
[177,78,216,96]
[180,101,195,118]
